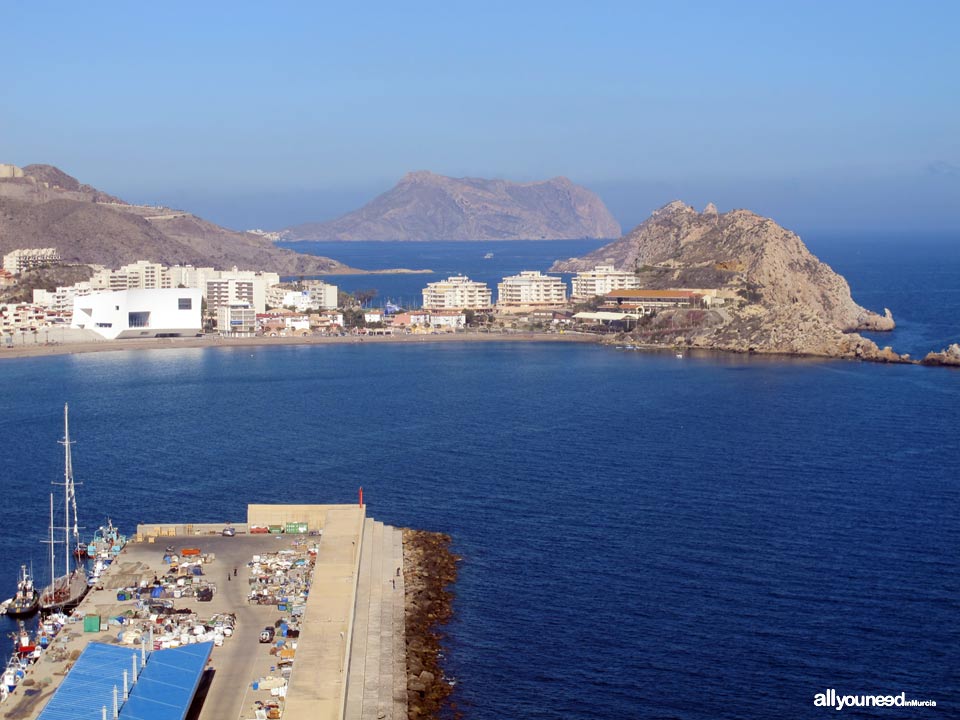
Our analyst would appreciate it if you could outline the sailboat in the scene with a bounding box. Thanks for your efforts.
[5,565,39,617]
[38,404,89,613]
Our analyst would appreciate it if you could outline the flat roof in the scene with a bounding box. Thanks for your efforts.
[36,641,212,720]
[605,289,698,298]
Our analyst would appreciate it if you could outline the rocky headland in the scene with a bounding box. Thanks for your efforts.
[403,528,460,720]
[0,163,354,275]
[551,201,907,362]
[282,171,621,241]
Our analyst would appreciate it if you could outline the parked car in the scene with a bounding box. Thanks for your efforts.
[259,626,275,643]
[222,526,236,537]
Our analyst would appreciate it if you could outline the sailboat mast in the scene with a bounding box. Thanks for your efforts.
[48,493,55,599]
[62,403,72,580]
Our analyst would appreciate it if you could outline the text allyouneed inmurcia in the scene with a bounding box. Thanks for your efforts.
[814,689,936,710]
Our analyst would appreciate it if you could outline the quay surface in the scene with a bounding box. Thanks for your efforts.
[1,504,408,720]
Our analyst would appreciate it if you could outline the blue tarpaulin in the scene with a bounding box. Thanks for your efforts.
[36,641,212,720]
[119,641,212,720]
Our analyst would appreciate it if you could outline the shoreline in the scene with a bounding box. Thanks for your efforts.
[0,329,948,368]
[0,331,599,360]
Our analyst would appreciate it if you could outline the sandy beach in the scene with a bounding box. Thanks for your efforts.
[0,330,599,361]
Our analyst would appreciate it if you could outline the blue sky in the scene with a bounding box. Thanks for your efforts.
[2,1,958,234]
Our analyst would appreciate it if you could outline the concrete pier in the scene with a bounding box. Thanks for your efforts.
[1,504,407,720]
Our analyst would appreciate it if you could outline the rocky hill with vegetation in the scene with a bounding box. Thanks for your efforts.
[0,164,353,274]
[282,171,621,241]
[552,201,902,361]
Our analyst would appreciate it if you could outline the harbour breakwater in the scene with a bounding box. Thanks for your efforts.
[403,530,459,720]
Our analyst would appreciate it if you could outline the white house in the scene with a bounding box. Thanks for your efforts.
[72,288,202,340]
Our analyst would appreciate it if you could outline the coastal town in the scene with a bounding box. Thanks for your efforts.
[0,248,734,346]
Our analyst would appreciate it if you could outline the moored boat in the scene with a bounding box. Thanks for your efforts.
[38,404,89,613]
[86,518,127,561]
[5,565,39,618]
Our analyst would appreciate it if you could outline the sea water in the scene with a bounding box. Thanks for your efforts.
[0,235,956,719]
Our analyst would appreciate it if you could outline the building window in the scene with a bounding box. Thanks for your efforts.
[178,297,192,310]
[128,312,150,328]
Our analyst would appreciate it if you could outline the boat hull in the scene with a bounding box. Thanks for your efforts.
[5,598,39,618]
[39,572,89,613]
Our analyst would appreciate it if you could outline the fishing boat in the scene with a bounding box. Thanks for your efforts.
[38,404,89,613]
[5,565,38,617]
[86,518,126,561]
[484,252,494,259]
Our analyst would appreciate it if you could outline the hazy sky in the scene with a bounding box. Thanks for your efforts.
[3,1,958,234]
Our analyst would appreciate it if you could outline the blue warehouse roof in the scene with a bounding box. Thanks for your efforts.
[37,641,212,720]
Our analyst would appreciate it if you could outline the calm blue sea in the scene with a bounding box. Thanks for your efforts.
[0,235,958,719]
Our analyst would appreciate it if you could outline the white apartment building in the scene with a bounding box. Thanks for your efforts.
[3,248,62,274]
[217,302,256,336]
[422,275,492,311]
[570,264,641,301]
[267,281,339,312]
[33,284,95,315]
[497,271,568,307]
[0,304,47,334]
[301,280,338,309]
[71,288,202,340]
[27,261,281,318]
[206,278,255,311]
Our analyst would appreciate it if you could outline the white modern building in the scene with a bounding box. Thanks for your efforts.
[422,275,492,311]
[497,271,568,307]
[570,264,641,301]
[71,288,202,340]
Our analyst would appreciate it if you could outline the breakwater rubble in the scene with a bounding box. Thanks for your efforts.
[402,529,460,720]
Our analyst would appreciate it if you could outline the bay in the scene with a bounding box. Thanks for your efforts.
[0,235,957,719]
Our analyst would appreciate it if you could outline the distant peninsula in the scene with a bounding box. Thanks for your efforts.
[0,163,354,275]
[551,201,903,362]
[281,171,621,242]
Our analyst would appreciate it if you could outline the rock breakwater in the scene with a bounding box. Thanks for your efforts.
[403,529,460,720]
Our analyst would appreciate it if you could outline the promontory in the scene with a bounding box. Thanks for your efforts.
[281,171,621,241]
[551,201,902,361]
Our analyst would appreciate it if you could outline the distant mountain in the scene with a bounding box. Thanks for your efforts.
[282,171,621,241]
[551,201,901,361]
[0,164,352,274]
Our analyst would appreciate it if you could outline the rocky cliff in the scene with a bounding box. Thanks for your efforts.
[282,171,621,241]
[551,201,902,361]
[0,164,353,274]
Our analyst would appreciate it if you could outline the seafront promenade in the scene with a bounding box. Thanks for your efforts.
[1,504,407,720]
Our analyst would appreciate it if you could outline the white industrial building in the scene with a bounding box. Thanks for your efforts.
[570,264,642,301]
[497,271,568,307]
[71,288,202,340]
[422,275,492,311]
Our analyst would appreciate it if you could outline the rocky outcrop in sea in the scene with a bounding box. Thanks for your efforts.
[921,343,960,367]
